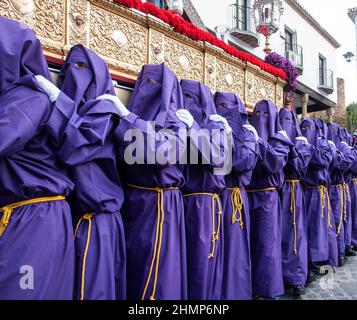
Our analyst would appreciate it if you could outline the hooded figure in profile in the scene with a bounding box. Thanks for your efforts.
[179,80,231,300]
[214,92,258,300]
[278,108,312,297]
[300,118,335,282]
[113,64,189,300]
[345,131,357,253]
[45,44,126,300]
[247,100,291,298]
[338,128,357,258]
[0,17,75,299]
[327,123,354,266]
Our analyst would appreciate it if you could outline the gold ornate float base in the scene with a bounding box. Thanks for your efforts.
[0,0,285,110]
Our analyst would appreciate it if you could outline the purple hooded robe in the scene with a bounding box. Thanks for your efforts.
[339,128,355,249]
[114,64,187,300]
[278,109,311,286]
[347,132,357,247]
[327,124,354,256]
[180,80,227,300]
[45,45,126,300]
[300,119,336,266]
[214,92,258,300]
[248,100,291,297]
[0,17,75,299]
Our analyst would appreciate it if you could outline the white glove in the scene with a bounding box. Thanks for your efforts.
[176,109,194,129]
[341,141,349,147]
[97,94,129,118]
[296,136,308,145]
[328,140,336,151]
[209,114,232,134]
[243,124,258,142]
[35,75,61,103]
[278,130,289,140]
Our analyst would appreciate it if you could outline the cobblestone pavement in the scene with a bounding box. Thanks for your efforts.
[284,256,357,300]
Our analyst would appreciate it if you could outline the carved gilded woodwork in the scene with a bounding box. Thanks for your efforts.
[0,0,286,109]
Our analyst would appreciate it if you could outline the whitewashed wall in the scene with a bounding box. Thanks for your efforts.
[191,0,338,104]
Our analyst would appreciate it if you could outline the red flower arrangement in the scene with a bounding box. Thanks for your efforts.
[113,0,287,80]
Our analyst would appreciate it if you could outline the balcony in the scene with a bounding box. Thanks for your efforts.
[228,4,259,48]
[318,69,334,94]
[284,43,303,74]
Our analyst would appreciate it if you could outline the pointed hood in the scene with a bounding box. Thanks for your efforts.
[181,79,217,126]
[0,17,51,94]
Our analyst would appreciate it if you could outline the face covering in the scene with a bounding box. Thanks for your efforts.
[128,63,184,128]
[250,100,279,141]
[181,80,217,127]
[301,119,317,146]
[279,108,297,141]
[214,92,245,136]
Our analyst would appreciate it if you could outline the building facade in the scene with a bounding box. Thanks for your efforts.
[190,0,341,117]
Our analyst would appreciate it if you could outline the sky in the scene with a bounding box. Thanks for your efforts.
[298,0,357,106]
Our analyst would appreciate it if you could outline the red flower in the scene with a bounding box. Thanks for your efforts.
[113,0,287,80]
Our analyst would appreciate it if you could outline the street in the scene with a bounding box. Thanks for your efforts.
[284,256,357,300]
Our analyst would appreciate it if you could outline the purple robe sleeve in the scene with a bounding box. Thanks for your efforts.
[0,85,50,157]
[336,143,354,173]
[350,149,357,174]
[114,112,186,165]
[231,128,258,174]
[45,93,119,166]
[256,132,291,174]
[188,120,229,168]
[285,140,312,178]
[308,138,334,170]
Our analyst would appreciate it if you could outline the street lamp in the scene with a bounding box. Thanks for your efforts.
[343,51,355,63]
[253,0,284,55]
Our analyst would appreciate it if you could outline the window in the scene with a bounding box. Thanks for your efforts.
[319,55,326,85]
[236,0,251,31]
[285,29,294,51]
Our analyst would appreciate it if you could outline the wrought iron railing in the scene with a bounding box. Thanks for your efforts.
[229,4,257,35]
[284,43,303,69]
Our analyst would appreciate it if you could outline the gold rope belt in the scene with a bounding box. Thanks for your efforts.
[246,187,277,193]
[0,196,66,237]
[127,183,179,301]
[303,185,332,229]
[284,180,300,255]
[343,183,350,221]
[74,213,95,301]
[227,188,244,229]
[330,184,344,237]
[183,192,222,260]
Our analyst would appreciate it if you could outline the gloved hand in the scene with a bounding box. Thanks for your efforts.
[209,114,232,134]
[278,130,289,140]
[35,75,61,103]
[296,136,308,145]
[328,140,336,151]
[243,124,258,142]
[97,94,129,118]
[341,141,350,147]
[176,109,194,129]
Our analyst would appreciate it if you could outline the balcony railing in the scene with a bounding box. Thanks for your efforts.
[284,43,303,73]
[318,68,334,94]
[229,4,259,48]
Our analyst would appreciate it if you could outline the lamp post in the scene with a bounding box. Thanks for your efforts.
[252,0,284,55]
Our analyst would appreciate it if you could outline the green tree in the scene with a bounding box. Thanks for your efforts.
[347,102,357,133]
